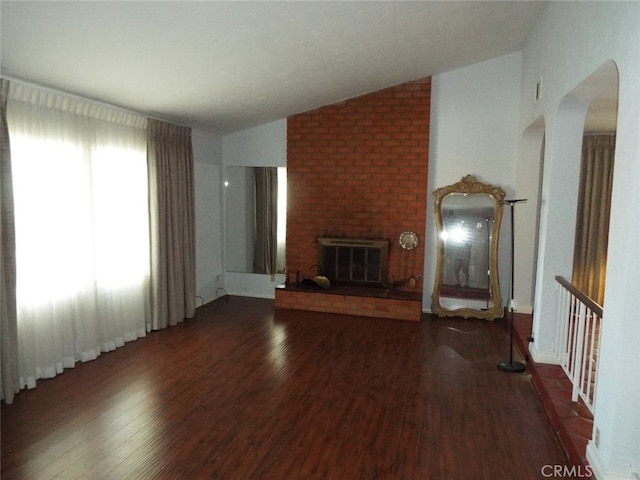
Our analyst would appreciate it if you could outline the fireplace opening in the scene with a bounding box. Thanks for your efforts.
[317,237,389,287]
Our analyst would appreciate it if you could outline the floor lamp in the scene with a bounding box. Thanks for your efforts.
[485,216,492,310]
[497,199,527,373]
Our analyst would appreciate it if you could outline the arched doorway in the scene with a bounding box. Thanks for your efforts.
[571,60,619,305]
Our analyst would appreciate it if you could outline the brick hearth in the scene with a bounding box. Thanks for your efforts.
[274,284,423,322]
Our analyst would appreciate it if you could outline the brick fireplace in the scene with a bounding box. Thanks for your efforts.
[274,78,431,321]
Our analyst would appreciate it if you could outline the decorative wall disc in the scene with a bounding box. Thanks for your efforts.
[399,231,419,250]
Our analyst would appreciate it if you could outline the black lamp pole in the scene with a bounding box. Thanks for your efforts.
[497,199,527,373]
[485,216,491,310]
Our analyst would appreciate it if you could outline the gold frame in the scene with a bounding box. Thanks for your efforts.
[431,175,505,320]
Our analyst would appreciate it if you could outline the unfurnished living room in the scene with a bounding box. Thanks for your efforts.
[1,2,639,480]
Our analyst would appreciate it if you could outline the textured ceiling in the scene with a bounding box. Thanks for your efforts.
[1,1,550,134]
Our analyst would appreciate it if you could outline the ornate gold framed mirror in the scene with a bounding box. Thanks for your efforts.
[431,175,505,320]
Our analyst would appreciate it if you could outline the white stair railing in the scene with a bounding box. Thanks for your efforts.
[554,276,602,414]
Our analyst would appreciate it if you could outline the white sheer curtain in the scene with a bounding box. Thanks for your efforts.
[7,84,150,389]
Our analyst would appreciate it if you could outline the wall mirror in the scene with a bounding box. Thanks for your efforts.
[432,175,505,320]
[225,166,287,274]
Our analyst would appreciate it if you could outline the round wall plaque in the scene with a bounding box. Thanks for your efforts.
[399,231,419,250]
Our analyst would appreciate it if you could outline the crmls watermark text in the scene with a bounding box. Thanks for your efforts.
[541,464,594,478]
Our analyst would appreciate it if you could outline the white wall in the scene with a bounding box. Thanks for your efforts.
[520,2,640,479]
[225,167,255,273]
[514,124,544,314]
[222,119,286,167]
[423,52,523,312]
[222,120,287,298]
[192,128,224,305]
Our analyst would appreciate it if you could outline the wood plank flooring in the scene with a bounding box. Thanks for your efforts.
[2,297,573,479]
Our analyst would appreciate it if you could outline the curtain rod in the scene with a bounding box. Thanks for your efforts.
[0,74,188,128]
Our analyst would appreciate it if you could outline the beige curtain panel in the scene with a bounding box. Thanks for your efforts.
[147,119,196,329]
[1,78,20,404]
[572,134,615,306]
[253,167,278,275]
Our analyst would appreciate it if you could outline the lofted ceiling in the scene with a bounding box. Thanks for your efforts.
[0,1,551,134]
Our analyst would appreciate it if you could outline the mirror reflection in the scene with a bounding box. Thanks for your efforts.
[225,166,287,274]
[432,175,505,320]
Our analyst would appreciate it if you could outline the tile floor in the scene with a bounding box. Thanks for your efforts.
[513,314,594,469]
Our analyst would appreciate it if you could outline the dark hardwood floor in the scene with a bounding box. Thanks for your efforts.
[2,297,574,479]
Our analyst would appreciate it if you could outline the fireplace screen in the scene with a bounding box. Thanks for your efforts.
[317,238,389,286]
